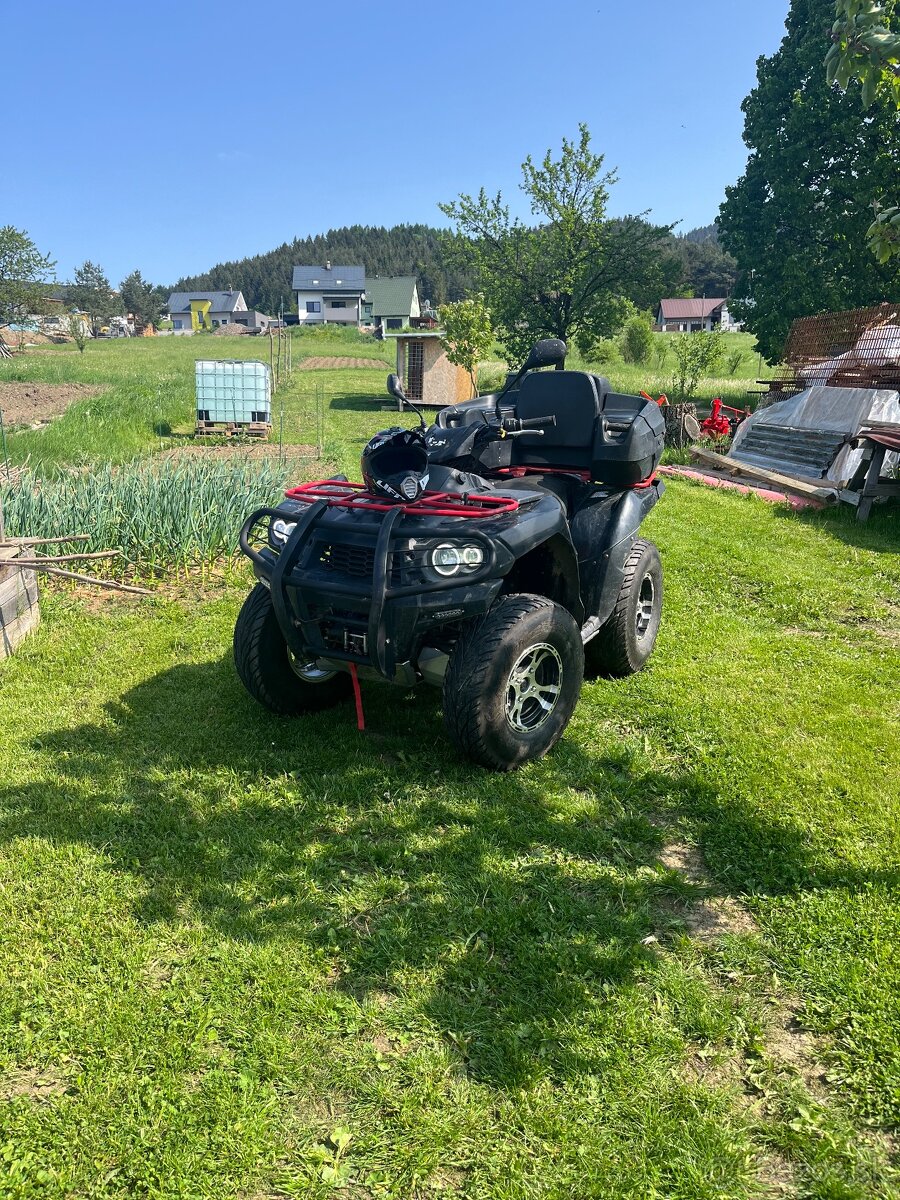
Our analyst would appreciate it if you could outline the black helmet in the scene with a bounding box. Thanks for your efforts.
[361,426,429,503]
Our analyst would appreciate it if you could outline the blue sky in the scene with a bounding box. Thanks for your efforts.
[3,1,789,286]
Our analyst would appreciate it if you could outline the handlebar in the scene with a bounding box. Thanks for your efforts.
[501,415,558,432]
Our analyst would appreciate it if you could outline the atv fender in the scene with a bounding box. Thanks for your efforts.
[500,532,584,625]
[570,482,663,627]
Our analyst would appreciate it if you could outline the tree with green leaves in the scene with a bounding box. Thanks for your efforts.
[440,126,671,365]
[438,295,495,397]
[66,261,121,331]
[119,269,165,328]
[827,0,900,260]
[669,330,724,401]
[0,225,55,328]
[719,0,900,361]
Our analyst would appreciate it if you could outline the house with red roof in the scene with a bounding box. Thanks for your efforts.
[655,298,742,333]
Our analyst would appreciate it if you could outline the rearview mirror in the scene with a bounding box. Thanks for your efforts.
[525,338,567,371]
[387,373,406,401]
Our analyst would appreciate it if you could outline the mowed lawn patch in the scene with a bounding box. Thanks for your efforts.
[0,481,897,1198]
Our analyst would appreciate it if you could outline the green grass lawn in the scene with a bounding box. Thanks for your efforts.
[0,480,898,1198]
[0,329,762,475]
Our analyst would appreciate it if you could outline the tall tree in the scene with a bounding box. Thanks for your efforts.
[0,226,55,327]
[119,269,165,327]
[828,0,900,259]
[440,126,671,364]
[66,261,121,330]
[719,0,900,361]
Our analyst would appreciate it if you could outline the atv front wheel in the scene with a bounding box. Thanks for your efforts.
[584,538,662,678]
[443,594,583,771]
[233,583,351,715]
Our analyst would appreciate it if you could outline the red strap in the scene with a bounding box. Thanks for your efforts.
[348,662,365,731]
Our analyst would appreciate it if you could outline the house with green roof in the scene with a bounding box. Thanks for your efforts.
[361,276,420,334]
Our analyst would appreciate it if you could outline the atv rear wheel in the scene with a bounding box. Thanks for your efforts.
[443,594,583,771]
[234,583,351,715]
[584,538,662,678]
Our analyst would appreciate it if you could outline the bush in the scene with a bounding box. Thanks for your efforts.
[726,348,745,375]
[619,312,654,364]
[669,330,724,401]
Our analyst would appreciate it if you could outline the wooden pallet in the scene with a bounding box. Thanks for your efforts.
[195,420,271,440]
[0,546,40,659]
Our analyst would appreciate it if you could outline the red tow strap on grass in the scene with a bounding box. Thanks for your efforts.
[348,663,365,731]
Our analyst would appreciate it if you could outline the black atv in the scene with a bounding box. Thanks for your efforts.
[234,338,665,771]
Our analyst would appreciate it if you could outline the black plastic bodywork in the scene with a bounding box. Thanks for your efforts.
[238,373,664,689]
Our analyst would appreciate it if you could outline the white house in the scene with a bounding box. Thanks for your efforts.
[361,276,421,333]
[656,298,742,333]
[292,264,366,325]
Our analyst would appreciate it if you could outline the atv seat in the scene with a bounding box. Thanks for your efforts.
[513,370,664,487]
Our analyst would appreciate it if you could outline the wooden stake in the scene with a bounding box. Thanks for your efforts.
[11,550,121,567]
[19,563,152,595]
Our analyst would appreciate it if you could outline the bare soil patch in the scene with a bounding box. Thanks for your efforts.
[0,1065,73,1103]
[298,356,388,370]
[161,443,318,464]
[0,380,105,427]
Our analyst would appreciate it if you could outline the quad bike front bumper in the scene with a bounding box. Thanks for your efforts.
[239,499,519,686]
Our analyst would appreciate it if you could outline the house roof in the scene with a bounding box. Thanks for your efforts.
[658,298,728,320]
[364,276,417,317]
[292,265,365,292]
[167,290,245,313]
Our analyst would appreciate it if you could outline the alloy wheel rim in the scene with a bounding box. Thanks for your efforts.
[635,575,655,640]
[288,653,337,683]
[505,643,563,733]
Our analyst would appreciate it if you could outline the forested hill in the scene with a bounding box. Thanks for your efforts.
[173,222,736,316]
[173,225,472,316]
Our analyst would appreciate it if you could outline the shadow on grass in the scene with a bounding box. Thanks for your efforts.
[328,393,398,413]
[776,497,900,553]
[2,655,890,1086]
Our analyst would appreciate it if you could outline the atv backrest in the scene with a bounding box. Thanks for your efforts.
[515,371,608,461]
[513,371,664,486]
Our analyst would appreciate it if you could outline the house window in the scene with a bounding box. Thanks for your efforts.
[173,319,183,330]
[306,301,321,313]
[330,300,346,309]
[386,318,402,330]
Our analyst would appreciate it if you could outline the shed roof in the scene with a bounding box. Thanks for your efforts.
[167,290,245,313]
[292,265,365,292]
[658,298,728,320]
[364,276,418,317]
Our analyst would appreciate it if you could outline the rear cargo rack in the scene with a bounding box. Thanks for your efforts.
[284,480,519,518]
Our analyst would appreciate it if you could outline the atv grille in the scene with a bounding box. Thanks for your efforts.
[318,542,376,578]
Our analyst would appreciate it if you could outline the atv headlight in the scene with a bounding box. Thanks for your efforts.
[270,517,297,548]
[429,542,485,578]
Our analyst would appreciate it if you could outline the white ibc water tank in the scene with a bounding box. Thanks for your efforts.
[195,360,271,423]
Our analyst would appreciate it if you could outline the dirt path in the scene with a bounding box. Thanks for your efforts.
[297,356,389,370]
[0,381,105,427]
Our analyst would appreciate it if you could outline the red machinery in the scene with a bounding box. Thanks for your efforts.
[701,398,750,440]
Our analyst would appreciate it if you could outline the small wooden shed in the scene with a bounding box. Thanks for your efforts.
[391,332,472,409]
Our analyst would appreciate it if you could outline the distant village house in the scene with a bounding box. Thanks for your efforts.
[655,298,741,333]
[165,290,274,333]
[361,276,420,333]
[292,265,366,326]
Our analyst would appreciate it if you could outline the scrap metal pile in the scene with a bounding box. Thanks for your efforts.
[689,306,900,520]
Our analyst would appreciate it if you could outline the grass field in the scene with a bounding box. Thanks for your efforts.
[0,328,761,476]
[0,332,898,1198]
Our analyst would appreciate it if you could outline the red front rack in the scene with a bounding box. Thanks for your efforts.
[284,479,520,518]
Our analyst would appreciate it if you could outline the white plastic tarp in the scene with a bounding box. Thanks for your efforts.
[730,386,900,484]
